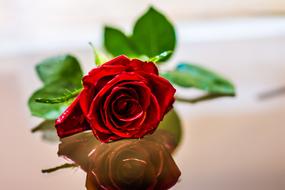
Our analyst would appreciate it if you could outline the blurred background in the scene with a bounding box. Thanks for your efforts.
[0,0,285,189]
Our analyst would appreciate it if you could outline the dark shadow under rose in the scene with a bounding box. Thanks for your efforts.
[58,130,181,190]
[55,55,176,143]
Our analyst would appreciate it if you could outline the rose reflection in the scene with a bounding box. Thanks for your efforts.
[58,130,181,190]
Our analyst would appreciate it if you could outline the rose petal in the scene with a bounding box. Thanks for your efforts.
[141,73,176,117]
[132,94,161,138]
[128,59,158,75]
[125,83,151,111]
[103,55,130,66]
[55,95,90,138]
[81,73,122,116]
[112,98,143,121]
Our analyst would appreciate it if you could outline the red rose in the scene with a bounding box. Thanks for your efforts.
[55,55,175,142]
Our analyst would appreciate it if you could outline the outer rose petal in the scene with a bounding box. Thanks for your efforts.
[129,59,158,75]
[83,59,129,87]
[142,73,176,118]
[102,55,130,66]
[104,55,158,75]
[55,95,90,138]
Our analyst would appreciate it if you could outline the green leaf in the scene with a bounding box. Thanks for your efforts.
[28,81,79,120]
[103,7,176,62]
[104,26,137,57]
[162,63,236,95]
[36,55,83,86]
[131,7,176,60]
[149,50,173,63]
[42,163,78,174]
[31,120,59,143]
[158,109,182,147]
[29,54,83,119]
[35,88,82,104]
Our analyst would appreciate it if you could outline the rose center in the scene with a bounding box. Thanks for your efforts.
[113,98,142,120]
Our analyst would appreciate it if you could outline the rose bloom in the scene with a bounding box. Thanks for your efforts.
[55,55,175,142]
[58,131,181,190]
